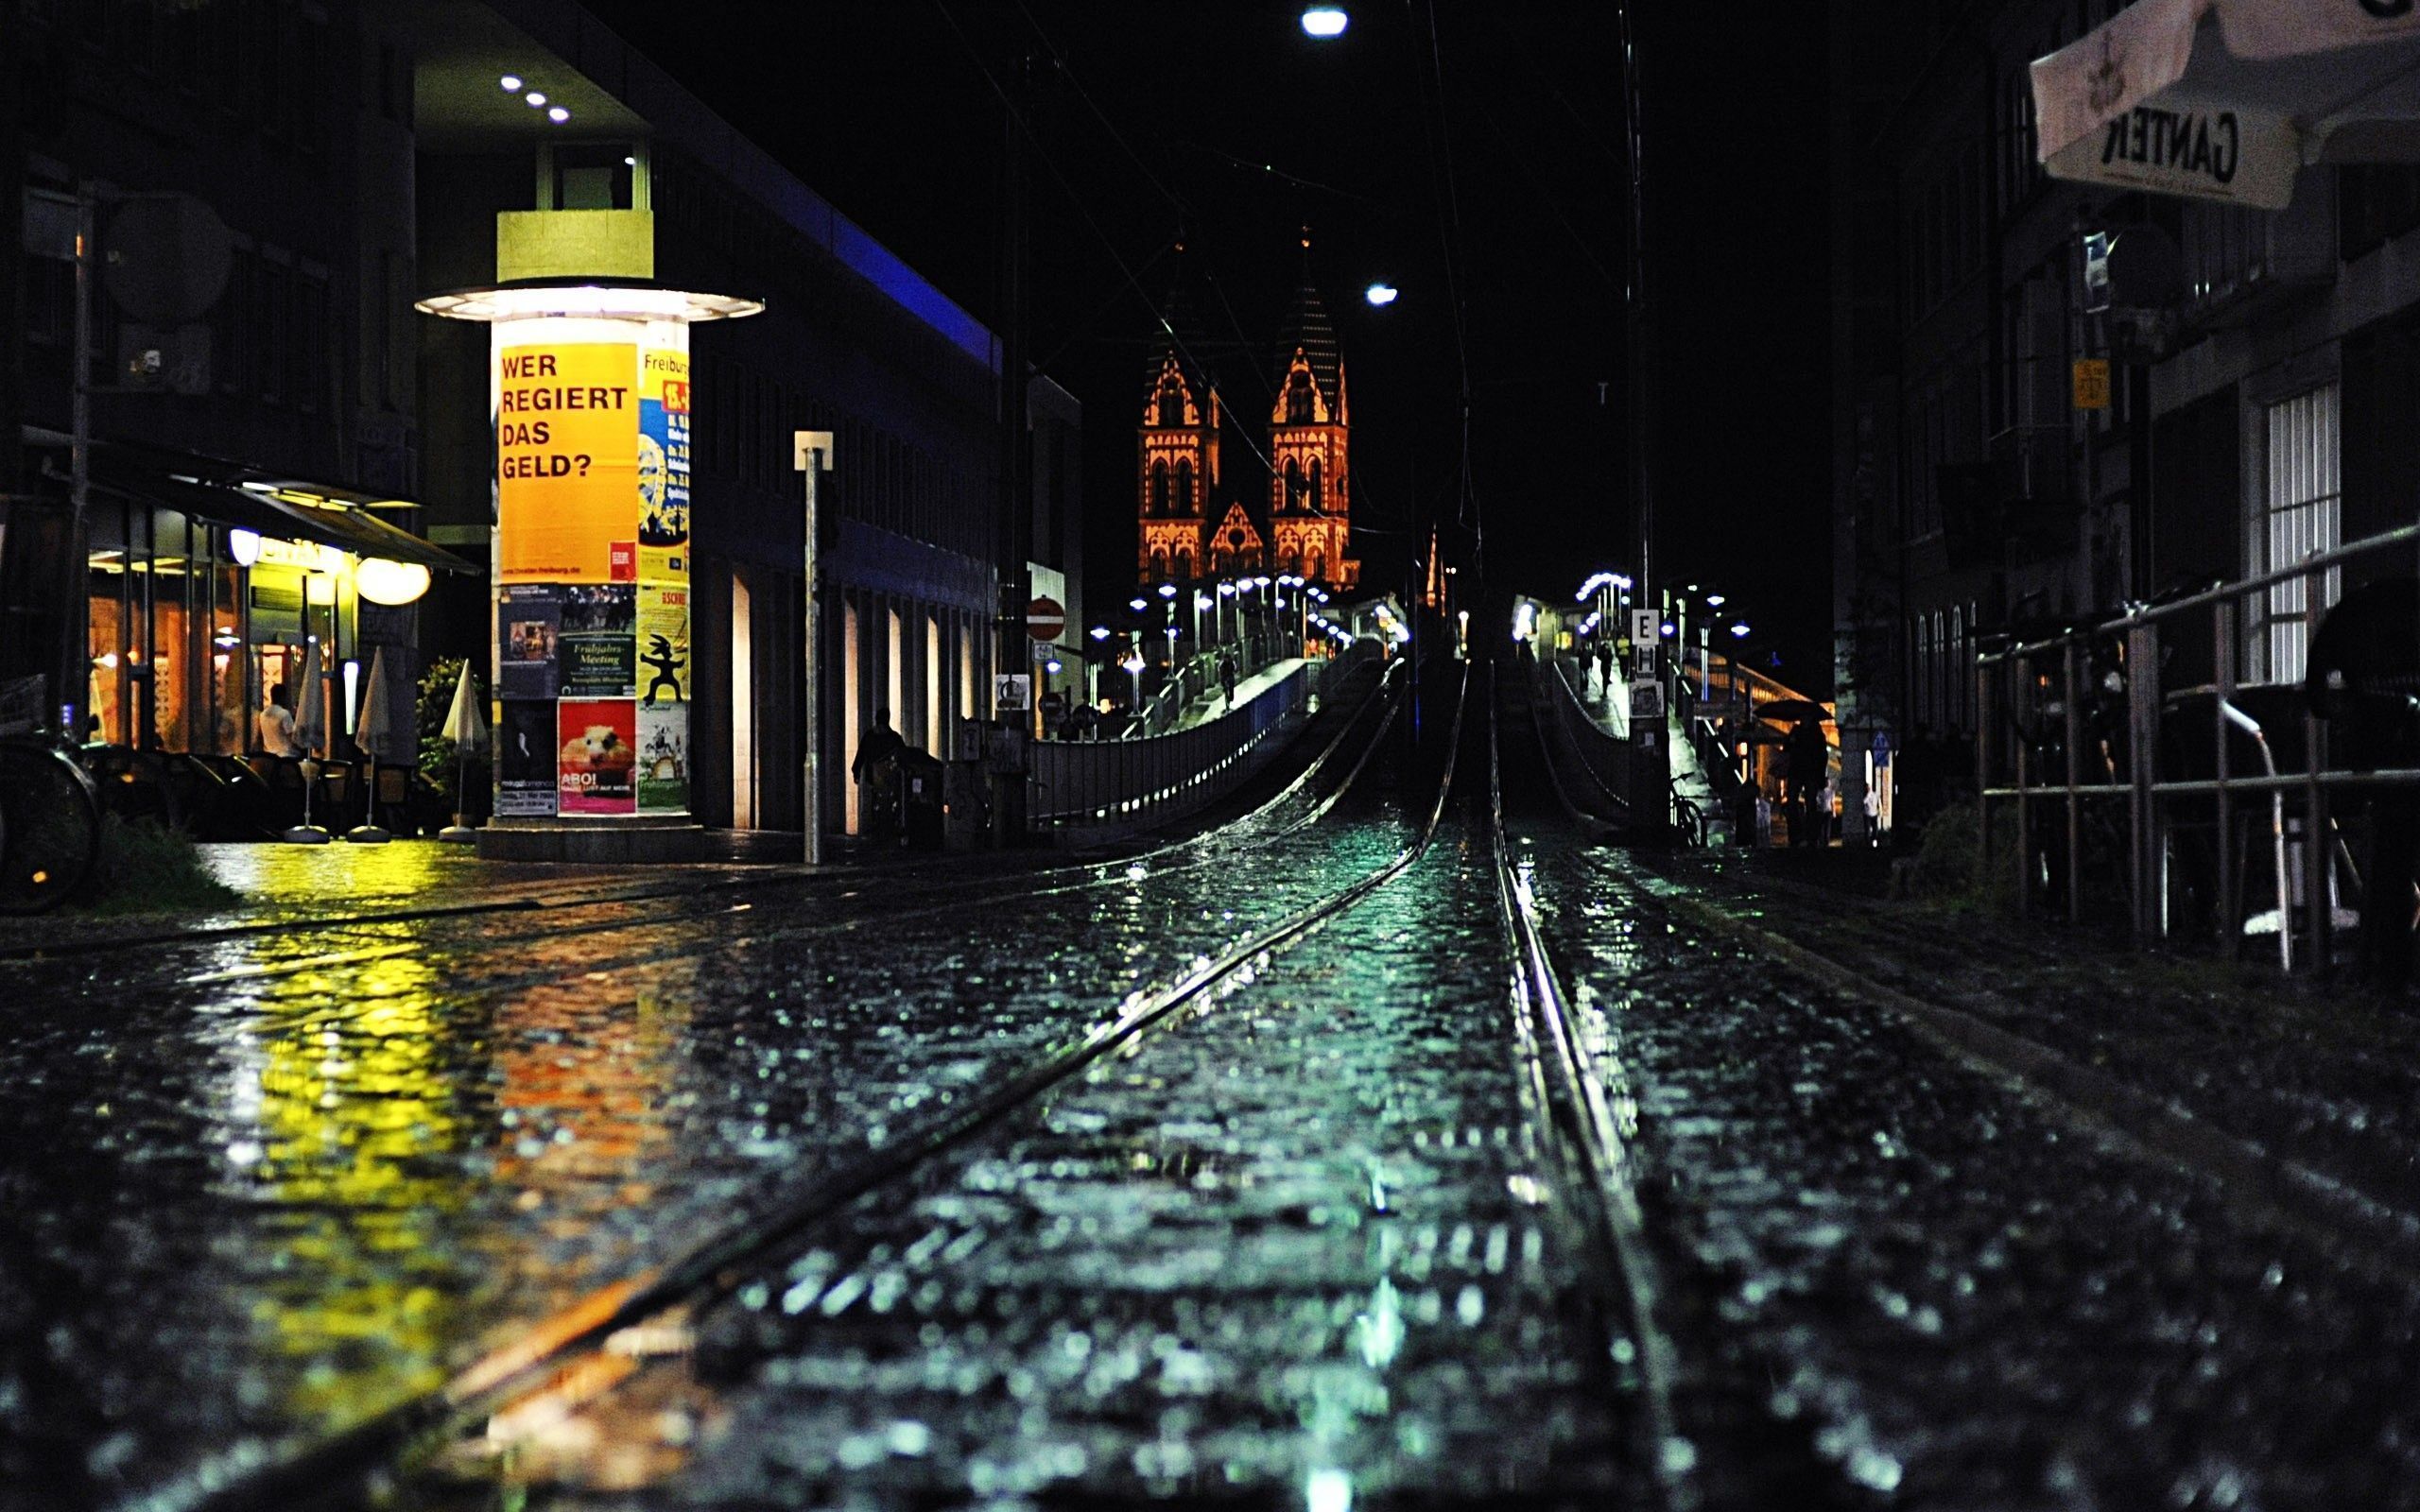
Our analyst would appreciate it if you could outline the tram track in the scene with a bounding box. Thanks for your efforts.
[2,662,1405,1005]
[1486,686,1691,1512]
[157,662,1469,1512]
[0,660,1402,973]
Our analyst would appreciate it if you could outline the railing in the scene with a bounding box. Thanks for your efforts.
[1976,522,2420,972]
[1027,657,1322,835]
[1541,654,1634,817]
[1123,630,1290,737]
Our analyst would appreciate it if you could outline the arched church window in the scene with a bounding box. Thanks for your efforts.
[1305,549,1323,584]
[1150,460,1170,516]
[1151,547,1169,579]
[1284,458,1303,511]
[1175,459,1194,514]
[1286,369,1314,423]
[1306,459,1322,513]
[1158,380,1184,428]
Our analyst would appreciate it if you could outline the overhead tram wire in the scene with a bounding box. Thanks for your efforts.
[1406,0,1481,568]
[930,0,1284,482]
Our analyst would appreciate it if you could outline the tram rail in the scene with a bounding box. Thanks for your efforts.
[0,663,1405,996]
[159,662,1465,1512]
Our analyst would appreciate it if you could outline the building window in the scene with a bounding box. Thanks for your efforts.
[2248,383,2342,684]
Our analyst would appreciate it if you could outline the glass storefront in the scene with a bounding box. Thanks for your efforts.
[81,491,364,757]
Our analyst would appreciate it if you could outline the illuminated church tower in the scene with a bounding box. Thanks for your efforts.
[1268,231,1357,589]
[1135,252,1227,583]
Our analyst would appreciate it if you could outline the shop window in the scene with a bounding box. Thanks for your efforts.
[2247,383,2342,684]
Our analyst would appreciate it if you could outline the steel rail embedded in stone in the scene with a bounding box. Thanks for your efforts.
[1487,686,1695,1512]
[158,665,1468,1512]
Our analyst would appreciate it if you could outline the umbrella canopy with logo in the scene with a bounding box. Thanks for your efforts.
[2032,0,2420,209]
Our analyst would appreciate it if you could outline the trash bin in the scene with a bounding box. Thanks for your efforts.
[900,749,945,850]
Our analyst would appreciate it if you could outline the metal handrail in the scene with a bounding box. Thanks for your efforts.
[1971,519,2420,969]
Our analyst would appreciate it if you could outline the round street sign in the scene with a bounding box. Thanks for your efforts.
[1027,595,1065,641]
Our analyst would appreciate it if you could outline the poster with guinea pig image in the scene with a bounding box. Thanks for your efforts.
[557,698,638,815]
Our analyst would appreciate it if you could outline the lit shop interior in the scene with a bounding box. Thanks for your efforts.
[76,450,467,755]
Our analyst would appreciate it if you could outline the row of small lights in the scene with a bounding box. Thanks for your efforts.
[499,73,573,126]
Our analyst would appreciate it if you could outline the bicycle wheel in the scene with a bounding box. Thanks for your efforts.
[0,739,103,914]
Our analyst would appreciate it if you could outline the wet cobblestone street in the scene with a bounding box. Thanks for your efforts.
[9,669,2420,1511]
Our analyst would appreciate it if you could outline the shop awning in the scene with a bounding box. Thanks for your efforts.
[26,427,476,574]
[2032,0,2420,209]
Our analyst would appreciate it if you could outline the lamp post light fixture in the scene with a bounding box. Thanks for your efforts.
[1301,6,1348,39]
[1365,283,1398,306]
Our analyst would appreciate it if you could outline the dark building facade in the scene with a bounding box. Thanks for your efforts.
[1829,0,2420,837]
[1,0,1080,842]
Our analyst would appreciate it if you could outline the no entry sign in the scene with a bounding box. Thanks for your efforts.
[1027,595,1065,641]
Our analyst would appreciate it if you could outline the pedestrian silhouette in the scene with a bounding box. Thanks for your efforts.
[1219,653,1238,709]
[852,707,908,842]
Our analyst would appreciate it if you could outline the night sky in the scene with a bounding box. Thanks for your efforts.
[574,1,1831,686]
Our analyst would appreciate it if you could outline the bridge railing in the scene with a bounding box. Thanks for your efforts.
[1540,654,1634,818]
[1028,657,1321,836]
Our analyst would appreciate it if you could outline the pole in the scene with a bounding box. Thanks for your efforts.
[1616,2,1668,838]
[61,186,92,736]
[794,431,833,865]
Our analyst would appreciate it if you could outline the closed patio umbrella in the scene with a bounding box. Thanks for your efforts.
[346,645,398,844]
[282,640,330,845]
[438,662,486,844]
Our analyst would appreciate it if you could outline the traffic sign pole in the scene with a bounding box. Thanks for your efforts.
[794,430,833,867]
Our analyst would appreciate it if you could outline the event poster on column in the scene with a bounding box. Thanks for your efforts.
[497,342,636,584]
[497,701,559,816]
[558,698,638,816]
[638,348,690,587]
[638,701,689,813]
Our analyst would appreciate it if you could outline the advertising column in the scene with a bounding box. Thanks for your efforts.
[490,318,692,834]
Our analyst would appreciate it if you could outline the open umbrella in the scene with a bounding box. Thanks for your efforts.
[2033,0,2420,210]
[438,662,486,844]
[282,640,330,844]
[346,646,399,844]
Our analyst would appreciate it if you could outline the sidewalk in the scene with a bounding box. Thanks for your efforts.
[1168,657,1313,731]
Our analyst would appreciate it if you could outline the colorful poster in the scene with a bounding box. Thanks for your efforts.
[637,584,690,707]
[497,585,561,700]
[560,583,635,698]
[497,700,559,816]
[497,342,637,583]
[637,701,689,814]
[558,698,638,815]
[639,351,690,550]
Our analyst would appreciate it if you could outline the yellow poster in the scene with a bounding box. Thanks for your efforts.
[498,342,637,583]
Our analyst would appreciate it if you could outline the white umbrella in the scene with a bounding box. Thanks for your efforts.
[346,645,398,844]
[282,640,330,844]
[2034,0,2420,209]
[438,662,486,844]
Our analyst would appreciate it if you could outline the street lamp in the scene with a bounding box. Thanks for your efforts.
[1301,6,1348,38]
[1365,283,1398,306]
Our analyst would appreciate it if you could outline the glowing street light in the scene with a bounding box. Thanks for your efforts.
[1089,626,1111,643]
[1365,283,1398,306]
[1730,621,1752,638]
[1301,6,1348,39]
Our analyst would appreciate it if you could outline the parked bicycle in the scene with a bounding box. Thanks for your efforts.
[0,730,104,915]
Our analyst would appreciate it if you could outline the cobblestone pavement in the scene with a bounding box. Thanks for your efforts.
[0,712,1417,1507]
[486,816,1634,1510]
[12,661,2420,1511]
[1523,841,2420,1510]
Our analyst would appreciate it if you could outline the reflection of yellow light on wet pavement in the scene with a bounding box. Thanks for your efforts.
[251,957,466,1428]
